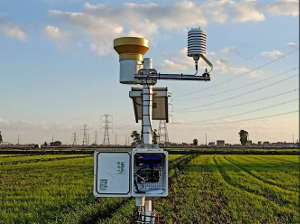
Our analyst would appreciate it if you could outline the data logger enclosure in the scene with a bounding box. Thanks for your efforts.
[94,149,168,198]
[131,148,168,197]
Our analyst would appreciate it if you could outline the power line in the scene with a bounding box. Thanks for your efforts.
[178,72,297,111]
[186,110,299,126]
[176,48,298,99]
[191,98,298,124]
[185,67,298,100]
[185,88,298,113]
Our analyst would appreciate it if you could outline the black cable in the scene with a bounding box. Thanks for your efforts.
[177,72,297,111]
[184,88,298,113]
[179,66,298,101]
[176,48,298,99]
[191,98,298,124]
[184,110,299,126]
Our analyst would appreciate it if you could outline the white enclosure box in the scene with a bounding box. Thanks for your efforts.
[131,147,168,197]
[94,148,168,198]
[94,151,131,197]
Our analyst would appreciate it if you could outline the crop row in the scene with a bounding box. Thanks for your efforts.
[53,154,192,224]
[0,155,90,166]
[0,154,298,224]
[153,155,298,223]
[94,154,195,224]
[0,156,95,224]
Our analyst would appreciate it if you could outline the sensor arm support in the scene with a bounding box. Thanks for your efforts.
[135,73,210,81]
[200,54,213,73]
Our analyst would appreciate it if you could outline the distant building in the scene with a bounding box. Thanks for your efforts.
[216,140,225,146]
[208,142,215,146]
[246,140,252,145]
[263,141,270,145]
[50,141,62,146]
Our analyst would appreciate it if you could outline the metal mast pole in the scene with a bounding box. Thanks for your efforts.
[140,58,153,223]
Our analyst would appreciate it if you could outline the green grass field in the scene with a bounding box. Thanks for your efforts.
[0,154,298,224]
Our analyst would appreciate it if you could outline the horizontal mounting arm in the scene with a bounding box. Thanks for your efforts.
[135,73,210,81]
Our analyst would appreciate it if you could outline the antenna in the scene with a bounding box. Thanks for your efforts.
[102,114,112,145]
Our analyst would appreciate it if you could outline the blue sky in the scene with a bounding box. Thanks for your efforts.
[0,0,298,144]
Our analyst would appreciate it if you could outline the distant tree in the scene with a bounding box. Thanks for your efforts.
[131,130,141,146]
[193,138,198,146]
[239,130,248,145]
[0,131,2,144]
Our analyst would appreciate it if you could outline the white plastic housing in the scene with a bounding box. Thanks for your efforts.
[119,60,143,84]
[188,27,207,57]
[94,151,131,197]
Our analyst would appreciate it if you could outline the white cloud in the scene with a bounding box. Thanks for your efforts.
[268,0,299,17]
[287,42,298,48]
[215,58,251,74]
[0,18,27,40]
[158,47,261,77]
[221,47,232,54]
[230,0,265,22]
[260,49,282,59]
[160,59,187,72]
[47,1,280,56]
[44,25,72,43]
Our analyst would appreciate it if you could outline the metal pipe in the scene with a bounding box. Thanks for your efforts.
[135,73,210,81]
[142,84,153,145]
[141,59,153,145]
[145,199,153,223]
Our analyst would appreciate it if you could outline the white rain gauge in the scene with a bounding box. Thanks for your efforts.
[94,27,213,223]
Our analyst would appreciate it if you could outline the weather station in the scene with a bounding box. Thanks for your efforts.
[94,27,213,223]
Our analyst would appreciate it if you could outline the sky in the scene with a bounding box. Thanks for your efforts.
[0,0,298,145]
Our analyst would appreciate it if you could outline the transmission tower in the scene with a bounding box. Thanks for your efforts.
[94,130,98,145]
[102,114,112,145]
[158,120,169,145]
[72,132,77,146]
[168,92,174,123]
[81,124,88,146]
